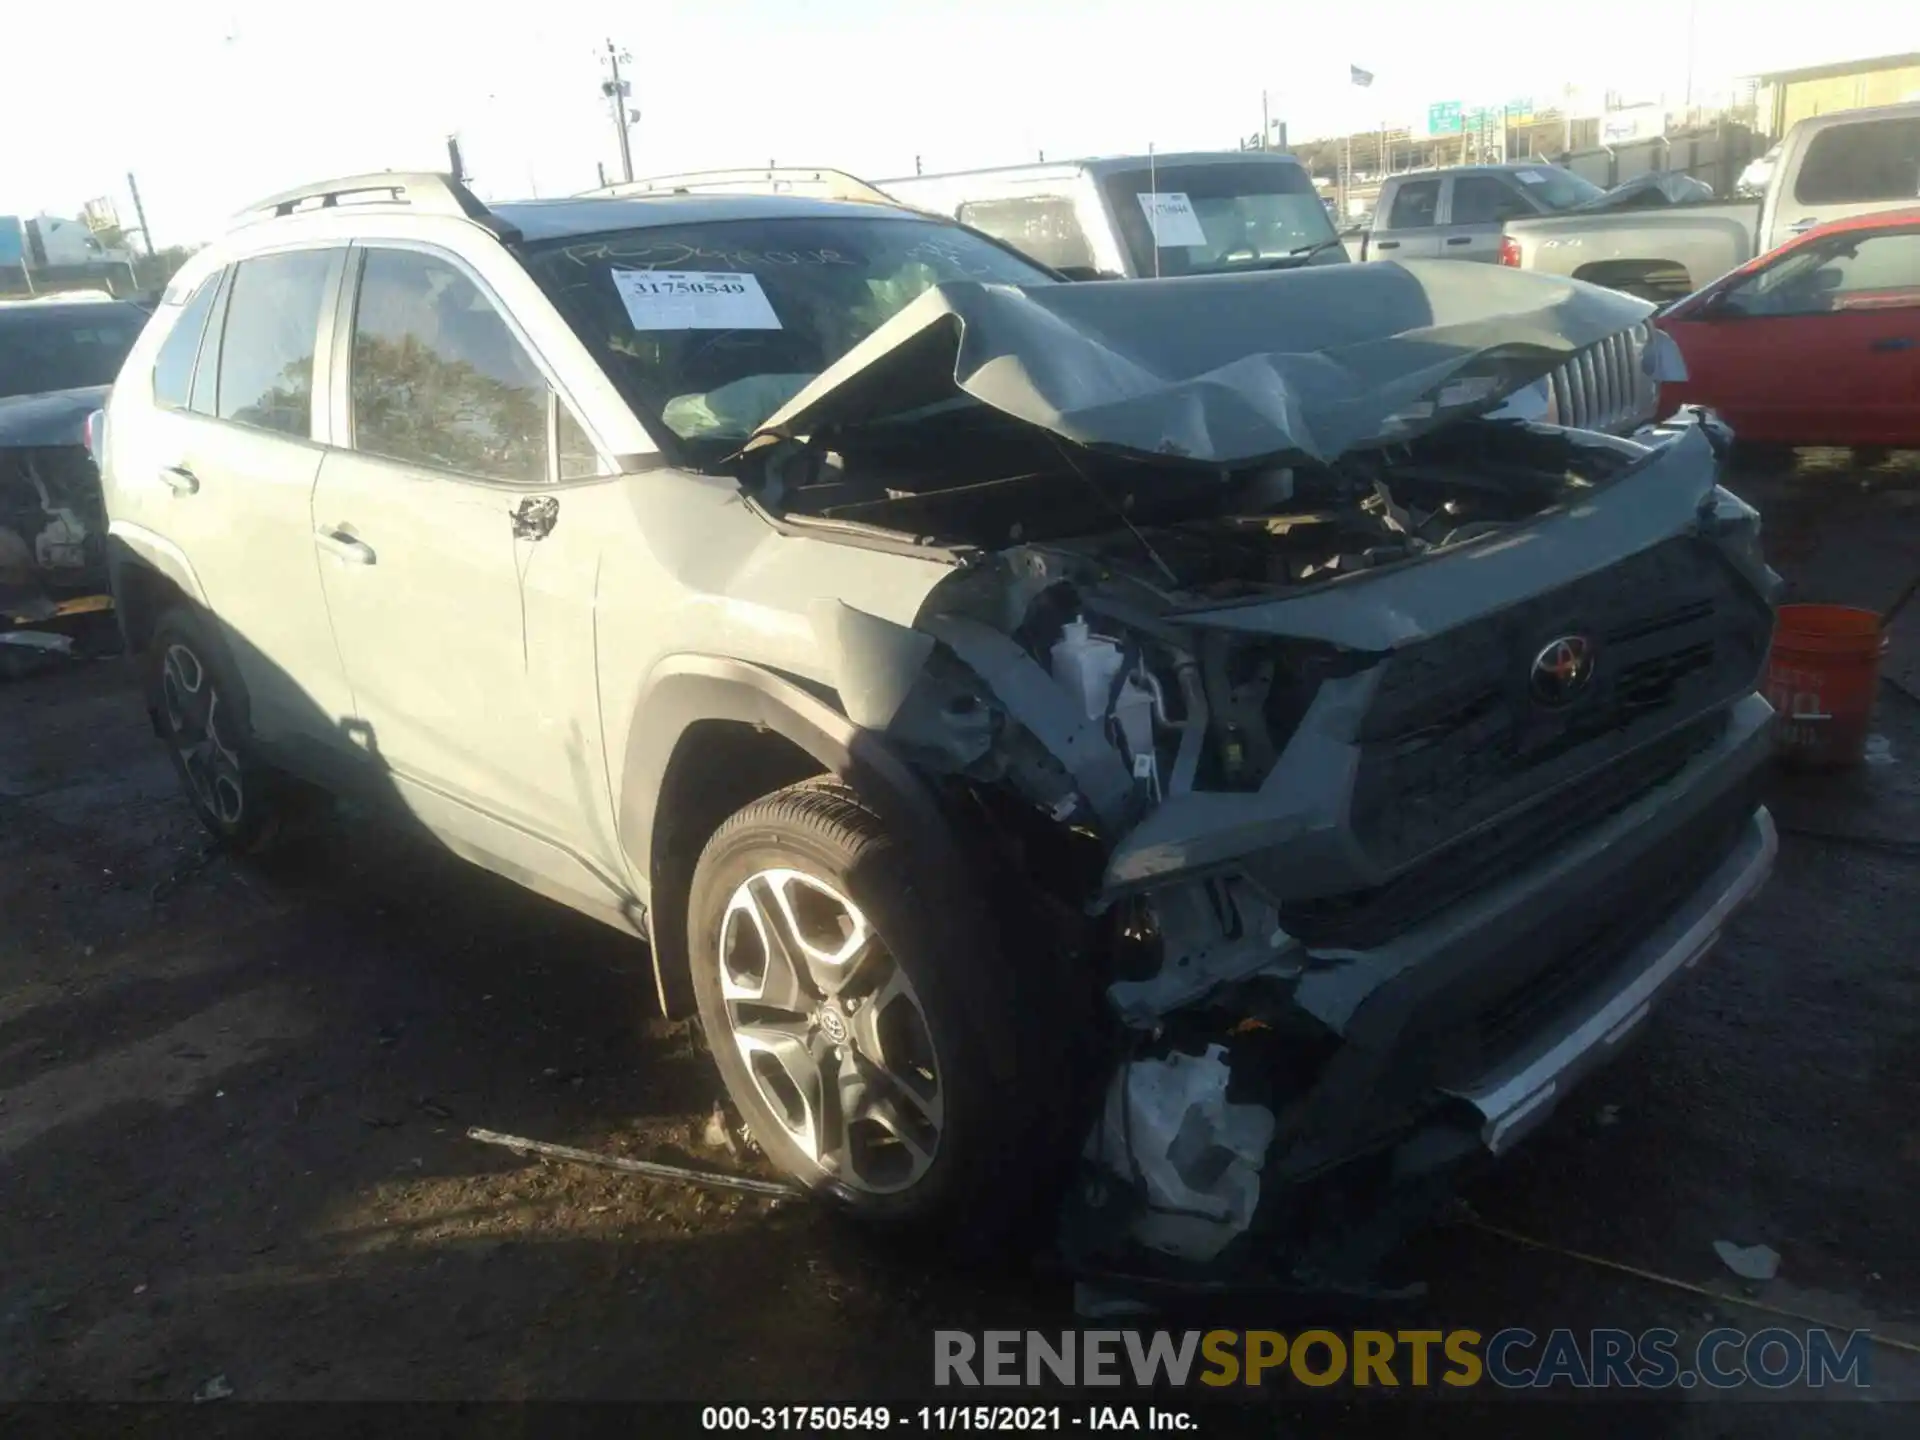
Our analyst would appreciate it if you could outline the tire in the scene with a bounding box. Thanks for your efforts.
[144,606,291,854]
[687,777,1069,1245]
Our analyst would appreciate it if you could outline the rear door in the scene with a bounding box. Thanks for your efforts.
[1441,173,1537,262]
[131,248,356,749]
[1367,177,1444,260]
[1773,115,1920,247]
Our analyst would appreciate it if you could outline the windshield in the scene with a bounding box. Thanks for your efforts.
[0,304,146,399]
[1098,161,1339,277]
[1511,166,1606,211]
[521,215,1053,459]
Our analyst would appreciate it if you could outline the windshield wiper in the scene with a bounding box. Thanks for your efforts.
[1227,237,1346,273]
[1288,236,1346,260]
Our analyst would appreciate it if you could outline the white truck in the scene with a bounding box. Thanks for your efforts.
[1366,102,1920,299]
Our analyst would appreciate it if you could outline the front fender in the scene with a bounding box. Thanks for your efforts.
[617,654,978,1017]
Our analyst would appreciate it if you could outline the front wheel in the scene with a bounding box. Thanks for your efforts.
[687,778,1065,1243]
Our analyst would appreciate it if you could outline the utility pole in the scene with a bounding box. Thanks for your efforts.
[446,135,467,184]
[125,171,153,257]
[1261,90,1270,150]
[600,39,635,184]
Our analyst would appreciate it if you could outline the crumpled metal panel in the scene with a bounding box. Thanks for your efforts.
[752,260,1655,467]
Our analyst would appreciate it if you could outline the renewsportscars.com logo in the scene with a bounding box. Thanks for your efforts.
[934,1328,1874,1391]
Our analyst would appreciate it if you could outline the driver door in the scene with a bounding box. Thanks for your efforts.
[1666,226,1920,443]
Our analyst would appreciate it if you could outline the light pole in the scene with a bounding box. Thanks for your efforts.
[601,40,635,184]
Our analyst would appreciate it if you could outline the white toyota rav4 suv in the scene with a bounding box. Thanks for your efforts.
[98,172,1779,1274]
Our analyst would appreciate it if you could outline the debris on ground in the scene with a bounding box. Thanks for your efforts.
[1713,1240,1782,1282]
[701,1100,742,1159]
[0,630,75,680]
[192,1373,233,1403]
[466,1127,796,1198]
[149,844,222,903]
[1072,1282,1159,1319]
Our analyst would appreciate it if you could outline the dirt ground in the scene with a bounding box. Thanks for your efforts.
[2,457,1918,1431]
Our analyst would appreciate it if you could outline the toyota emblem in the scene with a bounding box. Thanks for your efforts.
[1529,635,1595,706]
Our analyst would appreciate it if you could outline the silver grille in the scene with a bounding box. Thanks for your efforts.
[1544,322,1658,436]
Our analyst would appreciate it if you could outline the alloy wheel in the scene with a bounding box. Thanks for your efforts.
[717,867,943,1193]
[160,642,245,828]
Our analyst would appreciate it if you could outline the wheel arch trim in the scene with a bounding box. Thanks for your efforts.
[618,654,978,1019]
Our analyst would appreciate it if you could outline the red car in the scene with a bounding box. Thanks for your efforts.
[1656,208,1920,448]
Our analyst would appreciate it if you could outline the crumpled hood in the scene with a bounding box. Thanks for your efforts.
[751,261,1654,467]
[0,386,108,448]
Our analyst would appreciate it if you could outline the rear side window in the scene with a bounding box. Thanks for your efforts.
[1794,118,1920,205]
[1450,175,1533,225]
[152,276,220,409]
[956,196,1096,271]
[1386,179,1440,229]
[214,250,336,437]
[348,247,550,483]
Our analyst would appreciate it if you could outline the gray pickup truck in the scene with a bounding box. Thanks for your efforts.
[1366,102,1920,300]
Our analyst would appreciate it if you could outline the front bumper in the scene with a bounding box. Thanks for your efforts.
[1447,804,1775,1153]
[1276,691,1776,1183]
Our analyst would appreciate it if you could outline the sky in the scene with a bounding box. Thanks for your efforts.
[3,2,1912,247]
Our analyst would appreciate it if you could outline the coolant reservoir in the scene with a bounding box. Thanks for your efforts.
[1051,617,1125,720]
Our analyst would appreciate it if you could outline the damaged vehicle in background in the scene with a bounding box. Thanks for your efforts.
[100,177,1778,1292]
[1,295,147,623]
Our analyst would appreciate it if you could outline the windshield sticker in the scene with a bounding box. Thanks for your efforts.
[1135,192,1208,247]
[611,269,783,330]
[1516,171,1547,185]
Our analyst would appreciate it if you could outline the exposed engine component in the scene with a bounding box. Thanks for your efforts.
[1,447,106,615]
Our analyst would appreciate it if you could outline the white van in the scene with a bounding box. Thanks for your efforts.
[877,151,1347,279]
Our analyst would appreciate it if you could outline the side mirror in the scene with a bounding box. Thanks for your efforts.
[1054,265,1119,282]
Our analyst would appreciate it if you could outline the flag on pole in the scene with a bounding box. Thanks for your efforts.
[1350,64,1374,87]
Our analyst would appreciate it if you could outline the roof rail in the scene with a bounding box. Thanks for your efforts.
[586,167,897,207]
[236,172,521,241]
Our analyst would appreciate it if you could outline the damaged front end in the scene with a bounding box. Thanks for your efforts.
[1,388,111,624]
[766,266,1778,1292]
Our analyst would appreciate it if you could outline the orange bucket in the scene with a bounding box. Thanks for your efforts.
[1763,604,1888,767]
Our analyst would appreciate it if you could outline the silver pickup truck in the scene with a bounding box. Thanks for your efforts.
[1366,102,1920,299]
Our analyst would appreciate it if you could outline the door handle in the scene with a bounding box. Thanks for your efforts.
[160,465,199,495]
[1787,217,1820,235]
[1374,239,1401,250]
[1445,235,1473,246]
[1870,336,1915,352]
[314,527,377,565]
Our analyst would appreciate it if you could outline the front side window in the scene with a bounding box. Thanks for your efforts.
[348,248,551,484]
[1794,119,1920,206]
[1386,179,1440,230]
[521,214,1052,460]
[1098,161,1339,276]
[1723,229,1920,317]
[956,196,1095,271]
[152,275,220,409]
[1450,175,1533,225]
[214,250,335,437]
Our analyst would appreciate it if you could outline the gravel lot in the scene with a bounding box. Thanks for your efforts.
[2,458,1917,1431]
